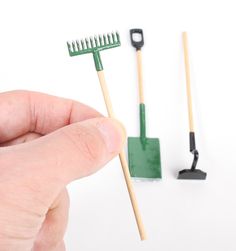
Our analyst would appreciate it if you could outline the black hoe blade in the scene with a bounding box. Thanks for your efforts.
[178,169,207,180]
[178,149,207,180]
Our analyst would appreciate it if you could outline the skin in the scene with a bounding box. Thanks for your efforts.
[0,90,125,251]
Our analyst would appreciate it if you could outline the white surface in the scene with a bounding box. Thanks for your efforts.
[0,0,236,250]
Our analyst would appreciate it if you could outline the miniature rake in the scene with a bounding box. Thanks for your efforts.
[67,32,146,240]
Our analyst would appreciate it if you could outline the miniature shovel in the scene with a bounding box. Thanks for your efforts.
[128,29,162,179]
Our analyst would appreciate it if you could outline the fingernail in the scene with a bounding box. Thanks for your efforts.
[97,118,126,153]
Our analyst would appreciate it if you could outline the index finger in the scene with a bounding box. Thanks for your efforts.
[0,90,102,143]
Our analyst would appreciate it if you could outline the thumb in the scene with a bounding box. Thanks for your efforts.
[1,117,126,187]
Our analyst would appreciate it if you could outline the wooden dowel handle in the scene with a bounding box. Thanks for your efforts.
[97,70,147,240]
[119,150,147,240]
[136,50,144,104]
[183,32,194,132]
[97,70,115,117]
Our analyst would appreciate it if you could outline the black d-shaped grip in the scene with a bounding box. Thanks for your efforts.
[130,29,144,50]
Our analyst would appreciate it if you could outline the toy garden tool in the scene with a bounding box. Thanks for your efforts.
[178,32,207,180]
[67,32,146,240]
[128,29,161,179]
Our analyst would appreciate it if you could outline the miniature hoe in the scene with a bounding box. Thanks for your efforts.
[178,32,207,180]
[128,29,162,179]
[67,32,146,240]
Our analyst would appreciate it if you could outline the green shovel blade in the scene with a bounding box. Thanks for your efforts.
[128,104,162,179]
[128,137,161,178]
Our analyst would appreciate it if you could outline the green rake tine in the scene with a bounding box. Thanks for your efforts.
[85,38,89,49]
[103,34,107,45]
[116,31,120,43]
[99,35,103,46]
[107,33,111,44]
[112,33,115,43]
[72,42,76,52]
[94,36,99,47]
[67,42,71,53]
[80,40,85,50]
[90,37,94,48]
[76,40,80,50]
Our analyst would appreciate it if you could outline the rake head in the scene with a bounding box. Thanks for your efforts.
[67,32,120,71]
[67,32,120,57]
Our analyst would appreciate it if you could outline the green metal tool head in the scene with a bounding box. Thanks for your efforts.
[67,32,120,71]
[128,104,162,179]
[128,137,161,179]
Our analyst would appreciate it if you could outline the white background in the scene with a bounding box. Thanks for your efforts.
[0,0,236,250]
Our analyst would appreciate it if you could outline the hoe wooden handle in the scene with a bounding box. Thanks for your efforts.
[97,70,147,241]
[183,32,194,132]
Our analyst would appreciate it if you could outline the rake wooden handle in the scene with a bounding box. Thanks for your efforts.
[97,70,147,241]
[183,32,194,132]
[136,50,144,104]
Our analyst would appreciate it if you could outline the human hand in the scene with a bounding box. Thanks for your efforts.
[0,91,125,251]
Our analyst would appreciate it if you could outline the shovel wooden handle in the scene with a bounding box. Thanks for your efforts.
[136,50,144,104]
[183,32,194,132]
[97,70,147,241]
[130,29,145,104]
